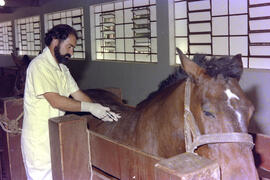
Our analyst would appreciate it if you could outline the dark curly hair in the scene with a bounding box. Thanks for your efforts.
[44,24,78,46]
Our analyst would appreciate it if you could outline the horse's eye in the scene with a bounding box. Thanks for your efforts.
[203,110,215,118]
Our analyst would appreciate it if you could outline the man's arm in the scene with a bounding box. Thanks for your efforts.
[70,90,92,102]
[43,92,81,112]
[43,90,120,121]
[43,90,91,112]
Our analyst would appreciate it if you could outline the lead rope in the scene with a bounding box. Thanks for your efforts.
[87,129,93,180]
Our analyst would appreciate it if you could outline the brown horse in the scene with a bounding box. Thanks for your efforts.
[84,49,258,180]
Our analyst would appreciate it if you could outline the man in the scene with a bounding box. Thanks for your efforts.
[21,24,120,180]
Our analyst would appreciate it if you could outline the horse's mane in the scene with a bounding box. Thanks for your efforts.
[136,54,243,108]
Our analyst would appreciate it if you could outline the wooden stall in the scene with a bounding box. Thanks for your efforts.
[0,96,269,180]
[49,114,220,180]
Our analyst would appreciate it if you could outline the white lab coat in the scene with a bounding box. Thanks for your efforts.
[21,47,79,180]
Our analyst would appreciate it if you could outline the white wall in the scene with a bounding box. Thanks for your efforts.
[240,69,270,135]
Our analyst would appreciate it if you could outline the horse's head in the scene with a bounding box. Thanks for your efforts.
[178,49,258,180]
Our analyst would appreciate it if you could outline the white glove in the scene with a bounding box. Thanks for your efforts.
[81,102,121,122]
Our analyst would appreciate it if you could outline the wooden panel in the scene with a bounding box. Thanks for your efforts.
[0,97,26,180]
[155,152,220,180]
[90,131,162,180]
[92,167,118,180]
[90,132,121,178]
[49,114,91,180]
[118,141,160,179]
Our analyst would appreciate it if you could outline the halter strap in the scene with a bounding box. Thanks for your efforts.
[184,78,254,153]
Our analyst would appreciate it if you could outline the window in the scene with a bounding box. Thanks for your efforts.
[90,0,157,63]
[0,21,13,55]
[15,16,41,56]
[44,8,85,59]
[173,0,270,69]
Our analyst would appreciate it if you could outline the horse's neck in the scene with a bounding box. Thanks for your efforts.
[154,80,186,108]
[133,80,187,157]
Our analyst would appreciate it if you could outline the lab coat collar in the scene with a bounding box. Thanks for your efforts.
[42,47,67,72]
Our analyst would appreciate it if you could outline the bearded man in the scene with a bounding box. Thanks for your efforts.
[21,24,120,180]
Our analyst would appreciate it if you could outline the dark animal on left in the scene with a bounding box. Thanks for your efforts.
[0,53,30,97]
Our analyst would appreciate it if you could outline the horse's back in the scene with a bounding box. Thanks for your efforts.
[83,89,140,146]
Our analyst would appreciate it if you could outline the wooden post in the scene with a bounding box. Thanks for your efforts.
[49,114,91,180]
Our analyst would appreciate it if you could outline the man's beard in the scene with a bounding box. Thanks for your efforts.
[54,45,71,64]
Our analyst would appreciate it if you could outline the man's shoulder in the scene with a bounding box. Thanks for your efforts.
[28,54,44,67]
[28,54,52,72]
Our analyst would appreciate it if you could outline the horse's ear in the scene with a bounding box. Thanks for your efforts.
[176,48,206,79]
[11,52,22,67]
[233,54,243,68]
[232,54,243,81]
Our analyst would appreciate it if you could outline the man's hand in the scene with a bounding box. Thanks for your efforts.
[81,102,121,122]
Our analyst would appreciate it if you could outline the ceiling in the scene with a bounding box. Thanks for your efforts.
[0,0,40,13]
